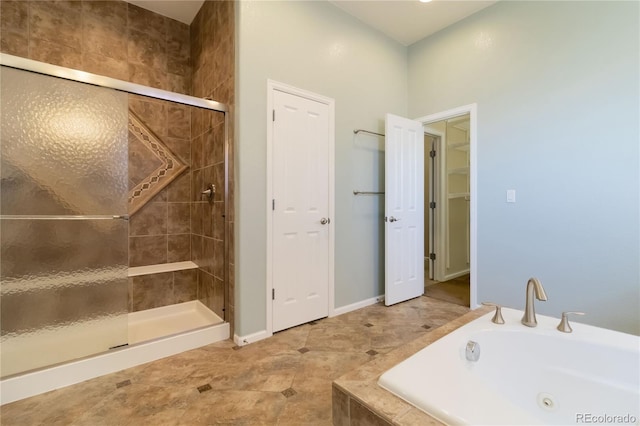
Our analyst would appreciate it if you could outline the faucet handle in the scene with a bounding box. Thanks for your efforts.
[481,302,505,324]
[557,311,585,333]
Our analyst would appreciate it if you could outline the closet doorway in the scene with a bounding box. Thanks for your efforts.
[418,105,477,308]
[266,80,335,334]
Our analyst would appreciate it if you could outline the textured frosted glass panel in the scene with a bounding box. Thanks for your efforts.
[0,218,128,377]
[0,66,129,378]
[0,218,128,280]
[0,66,128,216]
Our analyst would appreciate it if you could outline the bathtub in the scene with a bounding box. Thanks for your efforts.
[378,308,640,425]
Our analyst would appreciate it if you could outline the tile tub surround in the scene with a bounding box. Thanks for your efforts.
[332,305,492,426]
[0,297,469,425]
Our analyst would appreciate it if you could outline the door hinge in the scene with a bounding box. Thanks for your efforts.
[272,109,275,121]
[429,150,436,158]
[429,201,436,209]
[272,288,275,300]
[272,199,275,211]
[429,253,436,260]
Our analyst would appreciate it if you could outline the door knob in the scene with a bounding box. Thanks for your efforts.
[320,218,330,225]
[389,216,400,222]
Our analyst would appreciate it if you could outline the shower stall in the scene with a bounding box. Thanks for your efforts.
[0,54,230,403]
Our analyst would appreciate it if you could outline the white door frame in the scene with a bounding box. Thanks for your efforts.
[423,126,445,281]
[266,80,335,336]
[414,103,478,309]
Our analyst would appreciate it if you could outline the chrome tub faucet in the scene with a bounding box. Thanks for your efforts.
[521,277,547,327]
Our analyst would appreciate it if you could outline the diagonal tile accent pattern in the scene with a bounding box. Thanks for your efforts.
[128,110,188,216]
[0,296,469,425]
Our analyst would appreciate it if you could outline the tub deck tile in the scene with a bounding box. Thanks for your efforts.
[332,306,492,425]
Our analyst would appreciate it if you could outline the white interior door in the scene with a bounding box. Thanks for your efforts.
[272,89,330,332]
[385,113,424,306]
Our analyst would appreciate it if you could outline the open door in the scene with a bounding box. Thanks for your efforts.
[384,113,424,305]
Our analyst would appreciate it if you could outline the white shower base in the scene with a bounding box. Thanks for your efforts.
[1,300,228,405]
[128,300,223,344]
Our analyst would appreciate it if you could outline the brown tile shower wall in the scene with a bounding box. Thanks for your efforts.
[190,0,235,333]
[190,109,226,319]
[127,95,198,311]
[0,0,191,95]
[128,95,192,267]
[1,0,235,326]
[129,270,197,312]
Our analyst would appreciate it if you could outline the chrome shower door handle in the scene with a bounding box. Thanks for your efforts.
[389,216,400,222]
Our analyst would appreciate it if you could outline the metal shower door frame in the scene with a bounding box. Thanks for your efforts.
[0,52,232,323]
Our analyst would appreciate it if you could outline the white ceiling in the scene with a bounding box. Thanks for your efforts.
[126,0,497,47]
[125,0,204,25]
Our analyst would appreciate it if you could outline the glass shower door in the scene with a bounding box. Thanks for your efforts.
[0,67,129,377]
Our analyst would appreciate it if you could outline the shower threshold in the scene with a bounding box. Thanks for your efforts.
[1,301,228,405]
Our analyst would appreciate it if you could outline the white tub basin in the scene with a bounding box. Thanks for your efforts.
[378,308,640,425]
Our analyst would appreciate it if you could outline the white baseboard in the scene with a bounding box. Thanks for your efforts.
[443,269,470,281]
[234,295,385,346]
[332,295,384,317]
[233,329,271,347]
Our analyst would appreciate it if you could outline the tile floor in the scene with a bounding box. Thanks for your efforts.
[0,296,469,426]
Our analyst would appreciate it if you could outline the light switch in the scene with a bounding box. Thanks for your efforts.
[506,189,516,203]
